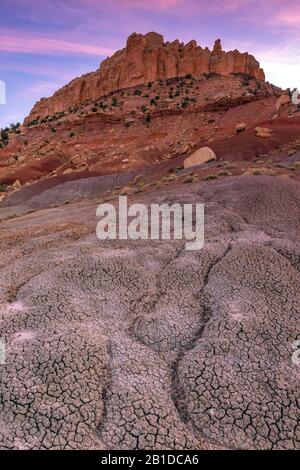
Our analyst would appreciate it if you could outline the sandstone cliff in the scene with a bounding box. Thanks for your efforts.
[25,32,265,123]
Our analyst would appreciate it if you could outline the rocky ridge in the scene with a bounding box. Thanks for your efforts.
[25,32,265,123]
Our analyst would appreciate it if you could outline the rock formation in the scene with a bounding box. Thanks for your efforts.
[183,147,217,169]
[25,32,265,123]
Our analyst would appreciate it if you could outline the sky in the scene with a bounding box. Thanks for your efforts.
[1,0,300,128]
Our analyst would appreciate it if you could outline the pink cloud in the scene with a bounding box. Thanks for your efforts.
[0,30,114,56]
[85,0,185,11]
[81,0,248,14]
[273,12,300,27]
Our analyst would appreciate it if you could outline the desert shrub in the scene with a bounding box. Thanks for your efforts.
[242,79,250,87]
[9,122,21,133]
[217,170,232,177]
[203,174,218,180]
[181,97,190,108]
[252,169,263,175]
[1,128,9,143]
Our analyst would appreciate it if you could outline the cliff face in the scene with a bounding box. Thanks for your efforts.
[25,32,265,123]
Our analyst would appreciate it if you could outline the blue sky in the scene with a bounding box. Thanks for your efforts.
[1,0,300,128]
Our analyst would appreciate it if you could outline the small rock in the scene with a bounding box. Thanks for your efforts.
[124,118,135,125]
[63,168,74,175]
[236,123,247,133]
[122,159,129,164]
[10,180,22,191]
[120,186,132,195]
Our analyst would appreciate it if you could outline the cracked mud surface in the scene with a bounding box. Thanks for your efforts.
[0,176,299,450]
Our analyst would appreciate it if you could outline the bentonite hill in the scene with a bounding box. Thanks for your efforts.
[0,32,299,451]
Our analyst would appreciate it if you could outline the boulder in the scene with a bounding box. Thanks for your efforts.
[184,147,217,169]
[276,94,291,111]
[255,127,273,138]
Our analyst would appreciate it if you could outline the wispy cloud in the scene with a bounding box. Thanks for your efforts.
[0,30,114,56]
[272,11,300,27]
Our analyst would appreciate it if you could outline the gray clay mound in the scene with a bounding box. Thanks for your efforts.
[0,176,299,449]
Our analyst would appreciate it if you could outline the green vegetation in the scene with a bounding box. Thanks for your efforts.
[242,78,250,87]
[181,97,190,108]
[0,123,21,147]
[99,102,107,110]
